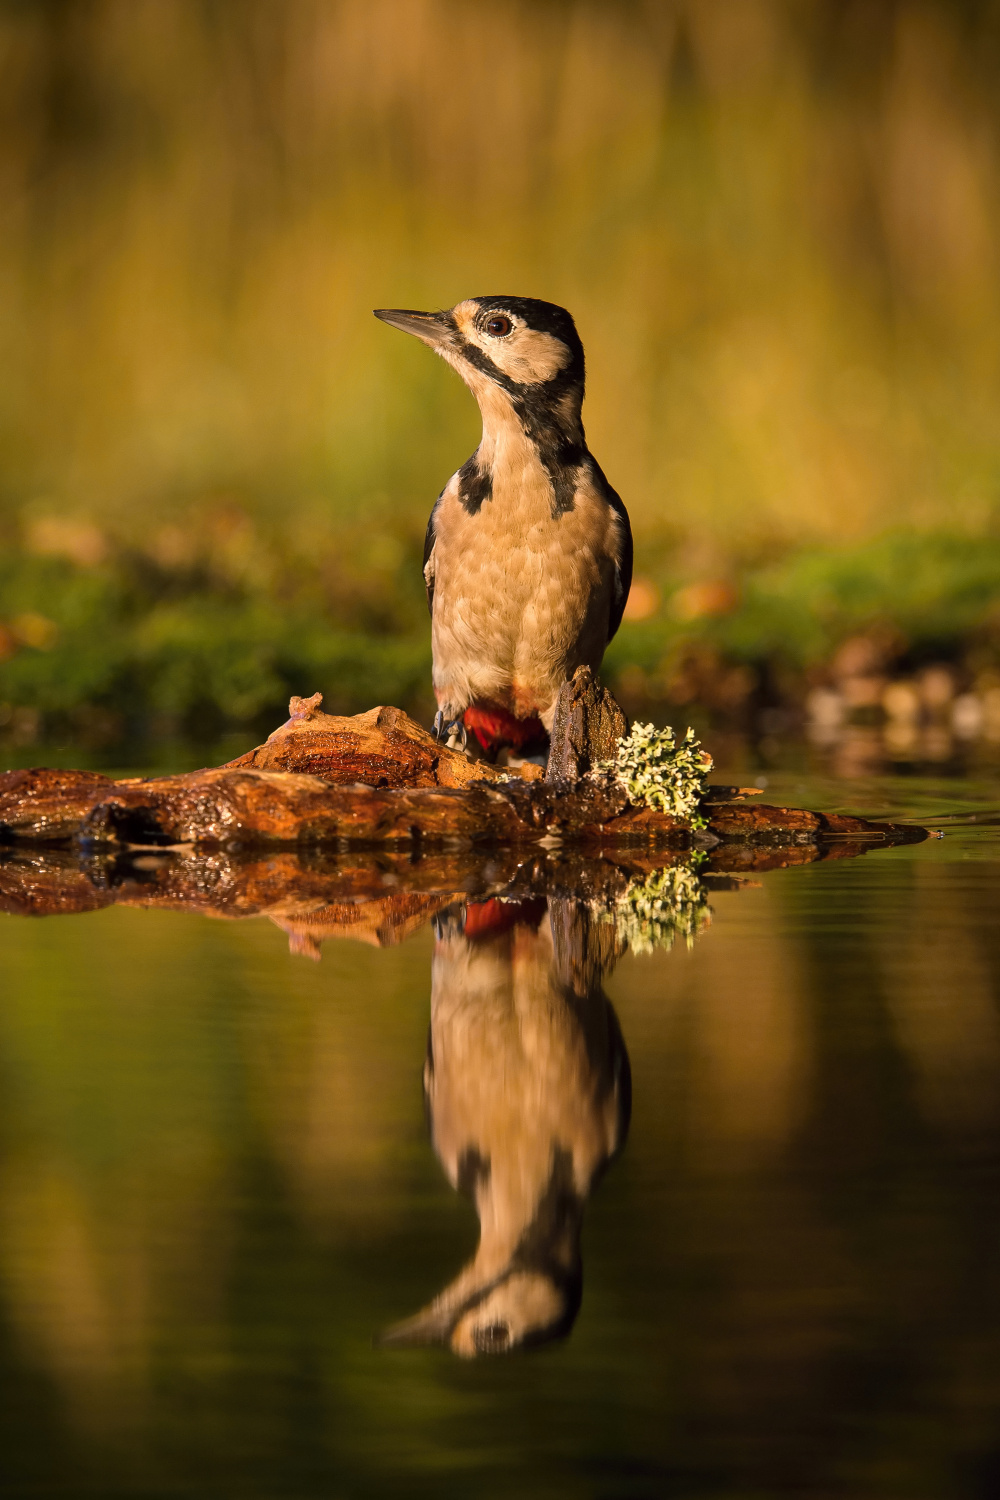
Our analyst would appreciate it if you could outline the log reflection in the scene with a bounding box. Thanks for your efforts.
[382,897,631,1357]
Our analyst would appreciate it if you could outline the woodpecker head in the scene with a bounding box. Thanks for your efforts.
[374,296,585,441]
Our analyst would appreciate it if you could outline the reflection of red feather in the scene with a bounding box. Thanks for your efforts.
[462,701,546,752]
[464,897,548,940]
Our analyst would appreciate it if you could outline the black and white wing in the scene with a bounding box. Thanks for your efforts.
[590,459,633,642]
[422,492,443,616]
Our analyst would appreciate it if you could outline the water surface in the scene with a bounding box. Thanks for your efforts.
[1,770,999,1498]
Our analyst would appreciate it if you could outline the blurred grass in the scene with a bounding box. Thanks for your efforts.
[3,0,1000,740]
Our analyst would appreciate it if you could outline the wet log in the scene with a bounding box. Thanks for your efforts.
[0,765,578,848]
[705,803,924,842]
[0,766,115,841]
[82,769,537,847]
[0,690,929,852]
[224,693,541,788]
[0,762,928,850]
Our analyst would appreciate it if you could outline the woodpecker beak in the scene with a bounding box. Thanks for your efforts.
[373,308,451,348]
[376,1262,492,1350]
[377,1301,457,1349]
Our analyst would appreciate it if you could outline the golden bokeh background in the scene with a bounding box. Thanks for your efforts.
[1,0,1000,741]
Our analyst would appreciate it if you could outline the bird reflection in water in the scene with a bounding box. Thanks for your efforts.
[382,894,633,1357]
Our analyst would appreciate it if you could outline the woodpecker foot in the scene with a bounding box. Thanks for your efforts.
[433,710,467,751]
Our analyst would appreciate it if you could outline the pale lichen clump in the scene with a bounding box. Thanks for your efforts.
[610,863,712,956]
[597,722,713,820]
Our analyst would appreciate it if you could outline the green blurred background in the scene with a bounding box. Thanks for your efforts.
[3,0,1000,750]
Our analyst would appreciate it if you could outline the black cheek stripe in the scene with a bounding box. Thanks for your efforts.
[454,336,586,520]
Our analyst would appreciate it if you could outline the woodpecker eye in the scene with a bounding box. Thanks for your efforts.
[484,314,513,338]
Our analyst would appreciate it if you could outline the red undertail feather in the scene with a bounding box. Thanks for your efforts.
[462,701,547,753]
[463,897,549,940]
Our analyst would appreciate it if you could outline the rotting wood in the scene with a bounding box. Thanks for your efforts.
[0,761,928,850]
[545,666,629,783]
[224,693,541,788]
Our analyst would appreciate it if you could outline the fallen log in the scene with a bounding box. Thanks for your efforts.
[0,687,930,852]
[0,759,928,851]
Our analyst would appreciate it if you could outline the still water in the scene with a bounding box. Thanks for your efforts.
[1,766,999,1498]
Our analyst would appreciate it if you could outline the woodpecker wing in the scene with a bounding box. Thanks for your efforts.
[423,491,444,615]
[587,458,633,642]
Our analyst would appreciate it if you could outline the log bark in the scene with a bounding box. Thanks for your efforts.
[224,693,541,788]
[0,766,115,840]
[545,666,629,782]
[704,803,916,840]
[80,768,534,847]
[0,762,928,850]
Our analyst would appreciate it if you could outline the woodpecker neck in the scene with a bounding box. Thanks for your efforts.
[458,377,586,518]
[483,379,583,450]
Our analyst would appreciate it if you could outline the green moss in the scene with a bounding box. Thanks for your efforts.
[4,527,1000,745]
[605,531,1000,687]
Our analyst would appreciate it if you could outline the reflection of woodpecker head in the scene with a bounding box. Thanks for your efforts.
[384,1266,581,1359]
[374,296,586,437]
[379,1148,584,1357]
[449,1269,580,1356]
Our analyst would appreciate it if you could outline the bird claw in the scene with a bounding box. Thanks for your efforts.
[433,710,467,751]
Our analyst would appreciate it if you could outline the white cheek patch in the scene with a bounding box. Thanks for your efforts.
[452,303,570,386]
[451,301,483,341]
[491,328,570,384]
